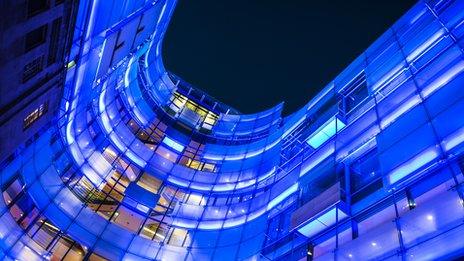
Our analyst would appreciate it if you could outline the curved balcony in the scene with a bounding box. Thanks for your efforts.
[2,0,464,260]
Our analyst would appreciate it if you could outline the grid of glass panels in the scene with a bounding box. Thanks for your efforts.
[1,0,464,260]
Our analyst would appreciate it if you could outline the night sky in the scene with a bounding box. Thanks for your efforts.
[163,0,418,115]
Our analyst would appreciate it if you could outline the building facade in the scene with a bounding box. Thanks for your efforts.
[0,0,78,163]
[1,0,464,260]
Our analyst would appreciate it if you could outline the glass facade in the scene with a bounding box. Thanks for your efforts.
[1,0,464,260]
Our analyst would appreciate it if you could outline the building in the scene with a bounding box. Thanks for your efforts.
[0,0,464,260]
[0,0,78,163]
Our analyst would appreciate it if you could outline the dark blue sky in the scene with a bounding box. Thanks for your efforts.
[163,0,417,115]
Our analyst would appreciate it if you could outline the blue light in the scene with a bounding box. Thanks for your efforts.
[306,116,346,148]
[267,184,298,211]
[2,0,464,260]
[297,207,348,238]
[162,136,185,152]
[300,145,335,177]
[406,29,445,63]
[387,147,439,185]
[136,204,150,213]
[444,127,464,151]
[422,60,464,98]
[380,95,421,129]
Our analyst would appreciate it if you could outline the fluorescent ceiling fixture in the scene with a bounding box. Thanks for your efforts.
[380,95,421,129]
[257,167,276,182]
[136,204,150,214]
[267,184,298,211]
[387,147,439,185]
[421,60,464,98]
[306,117,346,149]
[162,136,185,152]
[443,127,464,151]
[223,215,248,228]
[212,183,236,192]
[125,149,147,168]
[197,220,223,230]
[297,207,348,238]
[81,163,103,188]
[406,29,444,63]
[203,137,281,161]
[235,179,256,189]
[167,176,190,188]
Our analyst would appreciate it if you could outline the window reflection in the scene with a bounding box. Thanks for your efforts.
[137,172,162,194]
[112,205,144,233]
[2,177,86,260]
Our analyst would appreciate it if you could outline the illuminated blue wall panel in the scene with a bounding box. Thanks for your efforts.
[1,0,464,260]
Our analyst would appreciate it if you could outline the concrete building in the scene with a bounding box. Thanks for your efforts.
[0,0,77,163]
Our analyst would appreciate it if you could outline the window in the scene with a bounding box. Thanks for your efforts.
[29,218,86,258]
[169,92,187,113]
[2,179,23,205]
[137,173,162,194]
[202,162,216,172]
[22,55,44,82]
[50,236,86,260]
[27,0,49,18]
[202,111,218,131]
[25,25,47,52]
[2,177,86,258]
[339,71,368,114]
[306,116,346,149]
[186,193,206,205]
[3,178,82,253]
[23,101,48,129]
[350,149,382,192]
[168,91,219,130]
[140,219,161,239]
[2,177,39,230]
[111,205,144,233]
[168,228,188,246]
[178,157,216,172]
[48,17,62,65]
[155,145,179,163]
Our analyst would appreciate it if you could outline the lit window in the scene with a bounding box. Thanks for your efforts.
[202,163,216,172]
[22,55,44,82]
[187,193,206,206]
[23,101,48,129]
[169,92,187,112]
[184,158,216,172]
[306,116,346,149]
[202,112,218,131]
[188,158,203,170]
[141,220,160,239]
[162,136,185,152]
[185,100,197,111]
[168,228,188,246]
[2,179,23,205]
[137,173,162,194]
[168,91,219,130]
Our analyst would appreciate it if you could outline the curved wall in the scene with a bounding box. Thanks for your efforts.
[1,0,464,260]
